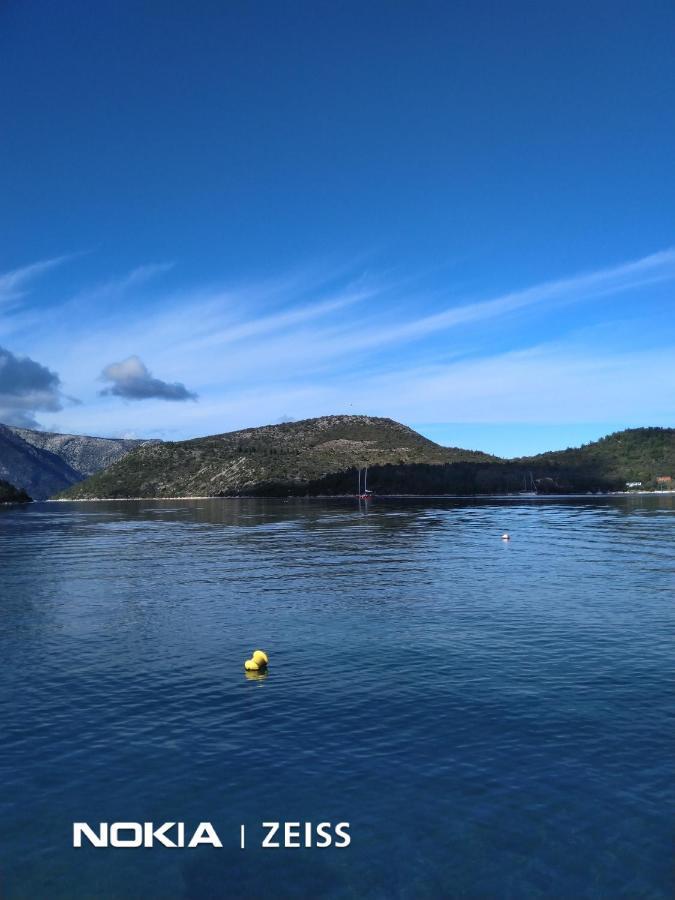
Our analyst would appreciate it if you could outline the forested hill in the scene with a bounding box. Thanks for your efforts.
[340,427,674,496]
[57,418,673,499]
[521,427,675,491]
[58,415,495,498]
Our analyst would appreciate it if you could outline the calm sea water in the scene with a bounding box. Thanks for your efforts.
[0,496,672,899]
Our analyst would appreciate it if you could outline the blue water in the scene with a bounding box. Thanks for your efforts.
[0,496,672,899]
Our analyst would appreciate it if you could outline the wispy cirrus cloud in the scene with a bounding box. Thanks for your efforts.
[0,256,71,310]
[2,246,674,437]
[137,245,675,390]
[180,287,375,353]
[68,263,175,306]
[125,245,675,386]
[315,246,675,354]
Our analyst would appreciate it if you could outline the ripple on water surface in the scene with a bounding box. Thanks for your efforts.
[0,496,673,899]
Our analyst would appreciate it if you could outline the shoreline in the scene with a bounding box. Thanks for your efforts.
[46,489,675,502]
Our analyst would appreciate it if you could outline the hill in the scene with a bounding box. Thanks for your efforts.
[0,425,157,500]
[0,478,31,503]
[58,415,496,498]
[313,427,674,495]
[9,426,156,479]
[521,427,675,491]
[0,424,83,500]
[57,417,674,499]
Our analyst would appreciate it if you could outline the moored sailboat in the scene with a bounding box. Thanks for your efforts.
[519,471,538,496]
[357,466,373,499]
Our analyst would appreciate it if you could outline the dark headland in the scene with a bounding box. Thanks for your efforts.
[0,478,31,503]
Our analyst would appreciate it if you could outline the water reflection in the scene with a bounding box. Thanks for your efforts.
[244,669,269,682]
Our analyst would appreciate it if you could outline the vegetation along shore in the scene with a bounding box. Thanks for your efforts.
[1,415,672,502]
[55,416,673,501]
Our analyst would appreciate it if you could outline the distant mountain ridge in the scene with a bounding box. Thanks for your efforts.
[57,416,674,499]
[0,425,82,500]
[9,427,157,478]
[0,425,157,500]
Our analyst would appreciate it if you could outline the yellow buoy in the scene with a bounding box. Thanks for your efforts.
[244,649,269,671]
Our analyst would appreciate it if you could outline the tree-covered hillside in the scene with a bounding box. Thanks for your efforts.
[58,415,495,498]
[522,427,675,491]
[57,418,674,499]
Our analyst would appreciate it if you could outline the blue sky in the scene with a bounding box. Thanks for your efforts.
[0,1,673,456]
